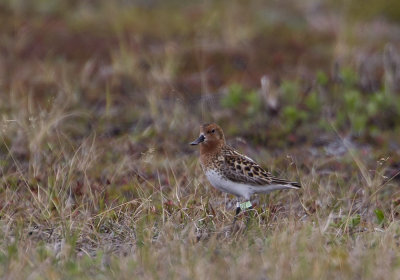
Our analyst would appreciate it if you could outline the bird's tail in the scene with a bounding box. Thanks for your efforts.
[287,181,301,189]
[253,182,301,194]
[270,177,301,189]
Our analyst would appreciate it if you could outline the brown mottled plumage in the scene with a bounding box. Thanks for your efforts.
[190,123,301,201]
[220,146,301,188]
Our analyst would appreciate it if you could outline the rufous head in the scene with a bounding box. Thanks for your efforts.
[190,123,225,149]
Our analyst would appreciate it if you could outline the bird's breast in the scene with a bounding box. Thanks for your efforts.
[204,169,225,188]
[203,169,250,198]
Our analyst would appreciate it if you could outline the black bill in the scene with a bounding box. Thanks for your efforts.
[190,134,205,145]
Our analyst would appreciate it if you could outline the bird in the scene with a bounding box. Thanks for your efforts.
[190,123,301,215]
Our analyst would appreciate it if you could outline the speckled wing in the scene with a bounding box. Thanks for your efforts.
[220,146,301,188]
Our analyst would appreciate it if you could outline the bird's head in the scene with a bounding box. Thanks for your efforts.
[190,123,225,148]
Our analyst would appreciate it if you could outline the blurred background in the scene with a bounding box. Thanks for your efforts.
[1,1,400,277]
[2,1,400,135]
[1,0,400,194]
[2,0,400,172]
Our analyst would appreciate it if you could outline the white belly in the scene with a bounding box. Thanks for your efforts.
[204,169,296,200]
[204,169,252,200]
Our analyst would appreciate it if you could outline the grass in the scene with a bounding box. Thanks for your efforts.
[1,0,400,279]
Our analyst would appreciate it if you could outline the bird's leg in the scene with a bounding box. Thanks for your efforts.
[233,199,252,226]
[235,199,241,216]
[239,200,252,212]
[239,200,254,227]
[235,199,252,216]
[231,198,241,229]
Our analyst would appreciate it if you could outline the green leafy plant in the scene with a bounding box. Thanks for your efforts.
[374,209,385,225]
[221,83,245,109]
[280,80,299,105]
[221,83,261,115]
[350,214,361,228]
[282,105,308,130]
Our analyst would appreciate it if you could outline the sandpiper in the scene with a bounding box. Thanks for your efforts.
[190,123,301,215]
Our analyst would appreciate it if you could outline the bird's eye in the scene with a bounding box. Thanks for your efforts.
[211,129,215,133]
